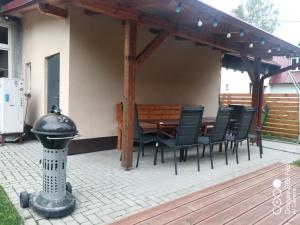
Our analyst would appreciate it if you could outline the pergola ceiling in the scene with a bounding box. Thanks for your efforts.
[2,0,300,59]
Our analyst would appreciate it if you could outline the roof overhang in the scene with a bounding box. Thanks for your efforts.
[2,0,300,60]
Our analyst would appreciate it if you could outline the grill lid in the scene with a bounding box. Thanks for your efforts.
[31,105,78,136]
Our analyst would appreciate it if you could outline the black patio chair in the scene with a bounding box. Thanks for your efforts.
[199,107,232,169]
[134,104,157,168]
[225,108,256,164]
[228,104,245,131]
[154,106,204,175]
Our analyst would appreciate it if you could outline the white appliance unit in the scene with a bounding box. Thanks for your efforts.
[0,78,24,134]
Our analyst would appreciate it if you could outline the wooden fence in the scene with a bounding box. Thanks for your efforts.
[220,93,299,140]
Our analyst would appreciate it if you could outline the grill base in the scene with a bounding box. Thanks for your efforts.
[29,191,76,218]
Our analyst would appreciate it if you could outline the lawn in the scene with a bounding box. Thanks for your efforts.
[292,159,300,167]
[0,185,22,225]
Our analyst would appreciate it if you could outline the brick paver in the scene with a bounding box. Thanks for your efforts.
[0,140,299,224]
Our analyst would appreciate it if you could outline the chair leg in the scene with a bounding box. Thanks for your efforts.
[154,143,159,165]
[232,141,235,154]
[173,148,178,175]
[120,153,122,161]
[225,141,228,165]
[196,145,200,172]
[235,142,239,164]
[258,133,263,158]
[210,144,214,169]
[247,138,250,161]
[161,145,165,163]
[142,144,145,157]
[202,145,206,158]
[230,141,233,149]
[179,148,184,162]
[136,142,143,168]
[219,143,222,152]
[184,148,188,161]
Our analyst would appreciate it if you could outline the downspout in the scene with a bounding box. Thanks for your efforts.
[287,71,300,142]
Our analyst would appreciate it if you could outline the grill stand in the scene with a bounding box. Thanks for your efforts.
[20,147,75,218]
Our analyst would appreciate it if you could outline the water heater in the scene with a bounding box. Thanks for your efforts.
[0,78,24,134]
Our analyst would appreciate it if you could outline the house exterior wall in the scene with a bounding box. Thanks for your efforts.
[22,11,70,125]
[269,83,298,93]
[69,6,221,139]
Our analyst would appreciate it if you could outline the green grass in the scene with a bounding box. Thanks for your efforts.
[0,186,22,225]
[262,133,298,144]
[292,159,300,167]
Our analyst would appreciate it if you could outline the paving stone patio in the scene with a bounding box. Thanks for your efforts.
[0,140,299,225]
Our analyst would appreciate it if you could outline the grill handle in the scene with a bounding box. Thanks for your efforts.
[46,134,81,140]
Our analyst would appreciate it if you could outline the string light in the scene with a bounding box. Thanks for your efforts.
[260,38,265,45]
[212,18,218,27]
[249,42,254,48]
[239,29,245,37]
[175,2,182,13]
[226,32,231,39]
[197,18,203,27]
[268,49,272,54]
[277,45,281,51]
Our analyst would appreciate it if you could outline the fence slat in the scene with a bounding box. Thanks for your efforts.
[220,93,299,140]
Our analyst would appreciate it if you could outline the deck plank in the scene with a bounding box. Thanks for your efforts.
[138,166,296,225]
[166,169,300,225]
[255,195,300,225]
[197,170,300,225]
[110,163,300,225]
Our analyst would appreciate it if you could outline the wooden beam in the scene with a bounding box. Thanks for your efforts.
[127,0,172,9]
[1,0,36,13]
[136,31,169,67]
[84,9,100,16]
[121,20,137,170]
[241,54,255,83]
[37,3,68,18]
[70,0,239,54]
[251,57,261,132]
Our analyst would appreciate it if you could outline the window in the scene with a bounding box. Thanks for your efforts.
[291,57,300,71]
[25,63,32,94]
[0,24,11,78]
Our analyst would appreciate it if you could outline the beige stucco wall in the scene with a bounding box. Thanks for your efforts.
[69,6,221,139]
[22,10,70,125]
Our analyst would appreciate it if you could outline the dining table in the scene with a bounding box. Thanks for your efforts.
[140,117,217,161]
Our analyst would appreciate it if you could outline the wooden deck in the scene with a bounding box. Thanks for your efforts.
[111,163,300,225]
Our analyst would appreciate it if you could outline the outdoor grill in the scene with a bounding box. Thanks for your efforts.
[20,105,78,218]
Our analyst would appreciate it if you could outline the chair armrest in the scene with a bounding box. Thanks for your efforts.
[143,128,158,134]
[159,131,175,138]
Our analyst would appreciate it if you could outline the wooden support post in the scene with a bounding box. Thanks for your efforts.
[121,21,137,170]
[251,57,262,130]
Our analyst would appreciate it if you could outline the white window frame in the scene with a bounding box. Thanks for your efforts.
[291,57,300,71]
[25,62,32,94]
[0,23,12,78]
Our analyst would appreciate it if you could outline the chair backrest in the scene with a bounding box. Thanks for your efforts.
[176,106,204,146]
[235,108,256,140]
[229,104,245,122]
[210,107,232,143]
[134,104,142,140]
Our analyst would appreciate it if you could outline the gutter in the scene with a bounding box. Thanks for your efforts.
[288,71,300,142]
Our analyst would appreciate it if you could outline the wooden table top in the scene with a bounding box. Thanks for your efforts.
[142,117,216,126]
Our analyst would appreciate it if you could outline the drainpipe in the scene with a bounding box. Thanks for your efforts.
[288,71,300,142]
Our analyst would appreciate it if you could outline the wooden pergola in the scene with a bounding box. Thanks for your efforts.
[3,0,300,169]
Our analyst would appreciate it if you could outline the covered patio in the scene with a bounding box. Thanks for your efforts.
[2,0,300,170]
[0,140,299,224]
